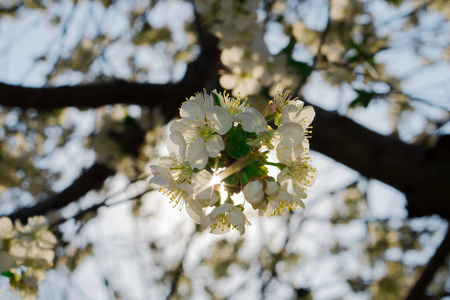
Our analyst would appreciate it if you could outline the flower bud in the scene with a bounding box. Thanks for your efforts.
[243,180,265,208]
[263,101,276,117]
[264,179,280,197]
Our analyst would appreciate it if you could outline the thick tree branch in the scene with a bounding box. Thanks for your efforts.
[0,81,193,119]
[311,104,450,219]
[5,163,115,223]
[1,81,449,219]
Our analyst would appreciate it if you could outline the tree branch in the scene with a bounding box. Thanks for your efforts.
[0,81,192,118]
[405,227,450,300]
[5,163,115,223]
[1,81,449,219]
[311,104,450,219]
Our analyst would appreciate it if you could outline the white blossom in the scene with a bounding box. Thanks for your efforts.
[201,203,251,235]
[216,91,248,119]
[186,170,220,223]
[170,99,232,158]
[276,143,317,199]
[258,186,305,217]
[276,122,304,148]
[280,102,315,130]
[239,106,267,134]
[150,132,209,208]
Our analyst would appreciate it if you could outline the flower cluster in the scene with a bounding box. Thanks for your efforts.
[149,87,317,235]
[0,216,57,300]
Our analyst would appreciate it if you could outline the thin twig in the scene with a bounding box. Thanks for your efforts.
[166,225,199,299]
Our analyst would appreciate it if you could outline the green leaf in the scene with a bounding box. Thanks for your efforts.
[1,271,13,278]
[225,126,253,158]
[349,89,375,108]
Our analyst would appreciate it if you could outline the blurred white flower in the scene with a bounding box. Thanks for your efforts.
[0,217,14,241]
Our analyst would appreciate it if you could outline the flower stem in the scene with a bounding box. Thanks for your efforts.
[265,161,286,169]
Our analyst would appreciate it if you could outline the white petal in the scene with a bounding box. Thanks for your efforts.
[276,143,304,164]
[180,100,206,124]
[292,193,306,209]
[210,225,231,235]
[293,184,308,199]
[276,169,290,185]
[239,107,267,134]
[192,169,212,186]
[277,122,304,147]
[186,199,206,224]
[177,182,192,192]
[167,132,186,161]
[274,189,292,203]
[302,138,310,153]
[209,203,234,220]
[206,106,232,135]
[150,164,169,176]
[149,170,171,186]
[264,180,280,197]
[192,89,214,109]
[281,104,315,128]
[228,208,247,235]
[303,166,317,187]
[169,119,190,133]
[156,157,174,169]
[192,170,215,201]
[201,215,214,229]
[299,106,315,127]
[206,135,225,157]
[280,104,301,124]
[228,208,245,227]
[187,138,208,170]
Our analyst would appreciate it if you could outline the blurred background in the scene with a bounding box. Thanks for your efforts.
[0,0,449,299]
